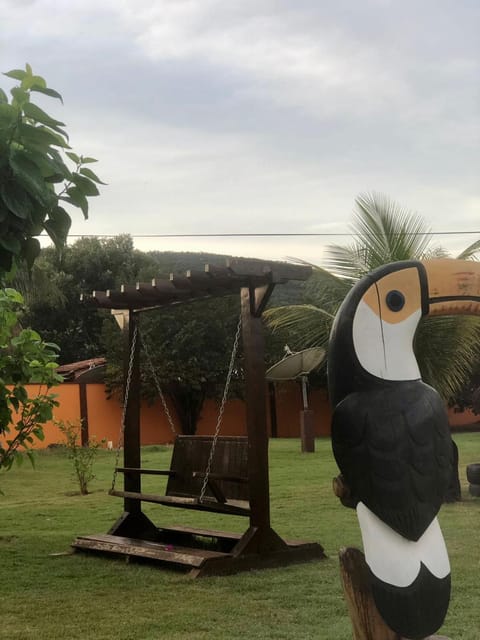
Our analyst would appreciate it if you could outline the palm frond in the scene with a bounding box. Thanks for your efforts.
[456,239,480,261]
[353,192,433,266]
[415,316,480,399]
[323,243,369,282]
[264,304,333,349]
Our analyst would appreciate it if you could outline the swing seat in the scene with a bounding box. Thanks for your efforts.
[111,435,250,517]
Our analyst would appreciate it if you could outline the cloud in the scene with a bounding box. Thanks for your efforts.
[1,0,479,262]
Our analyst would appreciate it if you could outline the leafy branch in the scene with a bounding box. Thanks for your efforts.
[0,288,62,471]
[0,63,105,275]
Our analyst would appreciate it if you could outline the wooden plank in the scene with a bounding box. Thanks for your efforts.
[193,538,326,577]
[109,490,250,516]
[115,467,174,476]
[85,534,228,559]
[166,436,249,503]
[227,257,312,283]
[192,472,248,484]
[72,534,230,567]
[158,525,243,541]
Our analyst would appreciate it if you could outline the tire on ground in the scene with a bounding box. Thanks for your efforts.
[466,463,480,484]
[468,483,480,497]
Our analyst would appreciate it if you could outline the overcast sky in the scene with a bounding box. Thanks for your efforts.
[2,0,479,264]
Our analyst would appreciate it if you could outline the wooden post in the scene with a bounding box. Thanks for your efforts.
[79,382,89,447]
[268,382,278,438]
[300,409,315,453]
[241,286,271,532]
[339,547,450,640]
[123,310,141,514]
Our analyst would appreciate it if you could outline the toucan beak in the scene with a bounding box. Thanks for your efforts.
[421,259,480,317]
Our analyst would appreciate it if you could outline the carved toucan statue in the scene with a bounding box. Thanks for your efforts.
[328,259,480,639]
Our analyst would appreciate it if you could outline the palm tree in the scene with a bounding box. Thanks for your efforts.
[265,192,480,399]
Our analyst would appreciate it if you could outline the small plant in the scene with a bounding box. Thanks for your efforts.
[57,420,104,495]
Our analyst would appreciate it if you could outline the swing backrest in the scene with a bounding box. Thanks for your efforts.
[166,435,249,502]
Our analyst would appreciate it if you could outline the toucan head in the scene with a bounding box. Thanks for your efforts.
[328,259,480,406]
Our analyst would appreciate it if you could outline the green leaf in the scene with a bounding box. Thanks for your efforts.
[0,89,8,104]
[21,237,41,269]
[79,167,106,184]
[0,234,21,255]
[0,246,19,273]
[66,151,80,164]
[65,186,89,219]
[0,182,32,219]
[9,149,54,207]
[0,103,18,129]
[43,206,72,248]
[30,85,63,103]
[23,102,67,138]
[29,148,71,182]
[79,156,97,164]
[18,122,66,152]
[4,69,27,81]
[4,287,24,303]
[71,173,99,196]
[37,126,69,148]
[20,68,46,92]
[10,87,29,107]
[44,172,65,183]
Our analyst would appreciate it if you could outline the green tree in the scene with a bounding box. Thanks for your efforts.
[103,296,243,435]
[0,64,102,471]
[265,192,480,400]
[23,236,156,364]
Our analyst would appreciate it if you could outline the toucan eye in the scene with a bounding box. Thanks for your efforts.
[386,290,405,312]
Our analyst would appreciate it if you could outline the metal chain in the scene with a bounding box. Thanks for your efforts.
[138,331,177,436]
[199,313,242,503]
[110,323,138,493]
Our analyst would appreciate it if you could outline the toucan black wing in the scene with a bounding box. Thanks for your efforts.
[331,380,453,540]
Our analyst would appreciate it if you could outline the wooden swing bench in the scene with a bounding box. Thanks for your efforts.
[74,259,326,576]
[109,435,251,517]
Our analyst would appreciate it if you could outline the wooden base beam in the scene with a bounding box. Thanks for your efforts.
[72,525,326,578]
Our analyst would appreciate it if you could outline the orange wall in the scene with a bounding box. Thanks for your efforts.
[273,382,332,437]
[448,406,480,430]
[11,383,479,450]
[15,382,333,448]
[6,384,82,448]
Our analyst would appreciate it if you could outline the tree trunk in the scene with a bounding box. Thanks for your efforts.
[168,385,205,435]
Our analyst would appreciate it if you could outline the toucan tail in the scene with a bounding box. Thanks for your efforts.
[356,502,451,639]
[370,563,450,639]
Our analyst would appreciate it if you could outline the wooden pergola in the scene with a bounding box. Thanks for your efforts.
[72,257,326,576]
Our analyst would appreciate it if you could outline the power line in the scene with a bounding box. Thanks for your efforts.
[37,230,480,239]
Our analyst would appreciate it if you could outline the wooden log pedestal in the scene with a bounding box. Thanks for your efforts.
[338,547,450,640]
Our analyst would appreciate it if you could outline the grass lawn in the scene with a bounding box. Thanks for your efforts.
[1,435,479,639]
